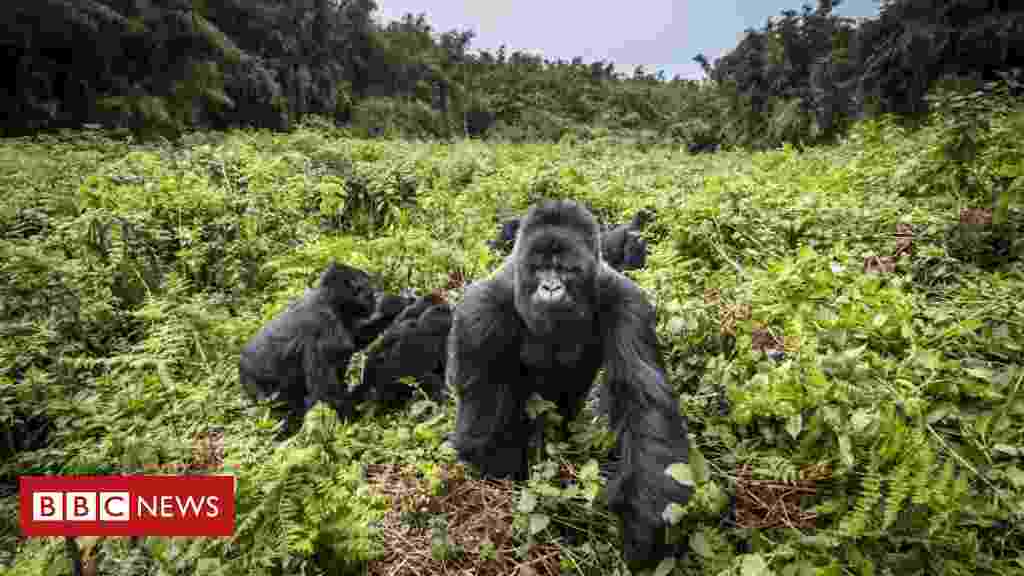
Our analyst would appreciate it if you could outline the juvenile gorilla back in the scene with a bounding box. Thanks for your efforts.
[239,261,375,427]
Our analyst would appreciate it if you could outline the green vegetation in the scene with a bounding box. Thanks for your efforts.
[5,1,1023,151]
[2,83,1023,574]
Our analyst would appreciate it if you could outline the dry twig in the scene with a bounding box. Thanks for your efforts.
[365,464,561,576]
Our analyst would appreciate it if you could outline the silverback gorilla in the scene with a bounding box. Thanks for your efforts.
[239,261,375,427]
[447,199,691,571]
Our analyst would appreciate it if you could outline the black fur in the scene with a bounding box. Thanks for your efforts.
[239,261,375,426]
[393,294,443,324]
[489,210,652,272]
[355,292,415,349]
[350,301,453,411]
[448,199,690,571]
[601,209,652,272]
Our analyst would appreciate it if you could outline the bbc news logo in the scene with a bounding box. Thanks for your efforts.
[20,475,235,537]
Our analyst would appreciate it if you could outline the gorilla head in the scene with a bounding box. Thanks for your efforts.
[512,200,602,337]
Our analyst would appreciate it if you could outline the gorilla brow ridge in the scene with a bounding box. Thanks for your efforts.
[515,199,602,257]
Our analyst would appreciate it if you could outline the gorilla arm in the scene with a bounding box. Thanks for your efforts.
[598,271,692,570]
[303,314,357,414]
[447,265,534,480]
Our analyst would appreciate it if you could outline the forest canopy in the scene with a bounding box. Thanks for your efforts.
[2,0,1022,149]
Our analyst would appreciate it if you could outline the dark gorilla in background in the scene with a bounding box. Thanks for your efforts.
[349,301,453,412]
[488,209,653,272]
[447,199,690,571]
[601,208,653,272]
[239,261,375,427]
[486,218,521,252]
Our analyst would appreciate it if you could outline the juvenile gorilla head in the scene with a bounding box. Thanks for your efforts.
[319,261,376,318]
[512,200,602,337]
[355,292,415,349]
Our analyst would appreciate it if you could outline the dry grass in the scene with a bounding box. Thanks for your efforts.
[733,463,830,530]
[365,463,561,576]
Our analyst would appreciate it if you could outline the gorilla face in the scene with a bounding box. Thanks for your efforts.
[512,200,601,338]
[319,261,375,318]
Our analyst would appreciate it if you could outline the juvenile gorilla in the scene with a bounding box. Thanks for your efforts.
[448,200,690,571]
[392,293,445,324]
[354,292,415,349]
[350,301,453,411]
[239,261,375,426]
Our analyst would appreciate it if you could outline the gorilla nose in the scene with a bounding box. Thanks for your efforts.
[538,282,565,302]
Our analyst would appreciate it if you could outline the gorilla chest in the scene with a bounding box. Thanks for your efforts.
[520,334,600,371]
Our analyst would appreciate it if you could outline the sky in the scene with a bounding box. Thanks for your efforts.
[374,0,881,80]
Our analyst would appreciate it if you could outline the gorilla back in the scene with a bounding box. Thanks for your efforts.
[351,301,453,412]
[447,199,691,571]
[239,260,375,426]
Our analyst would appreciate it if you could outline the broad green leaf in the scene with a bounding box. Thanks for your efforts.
[653,556,677,576]
[741,553,772,576]
[662,502,686,525]
[850,409,873,432]
[690,531,713,558]
[965,367,992,381]
[901,322,913,339]
[1005,467,1024,489]
[197,558,222,575]
[689,438,708,483]
[994,444,1023,457]
[665,462,696,487]
[517,490,538,513]
[786,413,803,439]
[579,459,600,480]
[838,434,854,468]
[528,513,550,535]
[667,316,688,336]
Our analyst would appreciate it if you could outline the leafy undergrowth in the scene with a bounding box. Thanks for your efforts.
[1,101,1023,576]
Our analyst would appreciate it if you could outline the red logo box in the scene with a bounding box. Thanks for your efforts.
[20,475,235,537]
